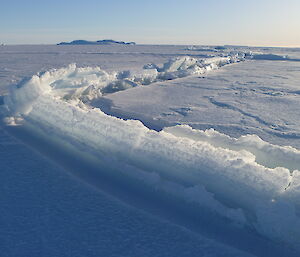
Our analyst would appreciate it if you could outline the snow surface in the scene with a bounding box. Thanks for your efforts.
[1,127,255,257]
[1,44,300,256]
[103,59,300,149]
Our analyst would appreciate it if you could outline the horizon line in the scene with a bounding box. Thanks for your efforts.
[1,42,300,49]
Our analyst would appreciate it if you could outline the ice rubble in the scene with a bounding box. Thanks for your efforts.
[186,46,297,62]
[3,55,300,251]
[4,54,245,110]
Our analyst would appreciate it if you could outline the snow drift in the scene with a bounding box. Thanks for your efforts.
[3,55,300,252]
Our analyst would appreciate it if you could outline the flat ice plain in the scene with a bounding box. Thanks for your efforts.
[1,44,300,257]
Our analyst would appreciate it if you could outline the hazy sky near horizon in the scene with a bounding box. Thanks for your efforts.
[1,0,299,46]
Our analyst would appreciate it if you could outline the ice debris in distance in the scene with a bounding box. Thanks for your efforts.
[3,59,300,251]
[185,46,298,61]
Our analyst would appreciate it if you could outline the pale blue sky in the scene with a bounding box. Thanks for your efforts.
[1,0,299,46]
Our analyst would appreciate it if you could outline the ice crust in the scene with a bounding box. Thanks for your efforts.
[164,125,300,172]
[3,55,300,250]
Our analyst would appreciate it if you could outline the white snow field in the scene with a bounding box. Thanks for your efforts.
[1,44,300,256]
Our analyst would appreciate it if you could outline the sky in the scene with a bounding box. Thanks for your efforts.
[1,0,299,46]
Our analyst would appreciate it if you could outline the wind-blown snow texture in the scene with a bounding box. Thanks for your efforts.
[1,44,300,256]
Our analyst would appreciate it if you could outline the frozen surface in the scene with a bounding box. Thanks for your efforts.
[1,44,300,256]
[103,60,300,149]
[0,127,254,257]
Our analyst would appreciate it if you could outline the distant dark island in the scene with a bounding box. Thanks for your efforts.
[57,39,136,46]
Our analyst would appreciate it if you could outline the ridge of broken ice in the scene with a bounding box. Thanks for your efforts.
[2,53,300,252]
[163,125,300,172]
[4,53,246,113]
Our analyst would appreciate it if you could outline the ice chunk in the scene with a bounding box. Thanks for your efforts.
[163,125,300,172]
